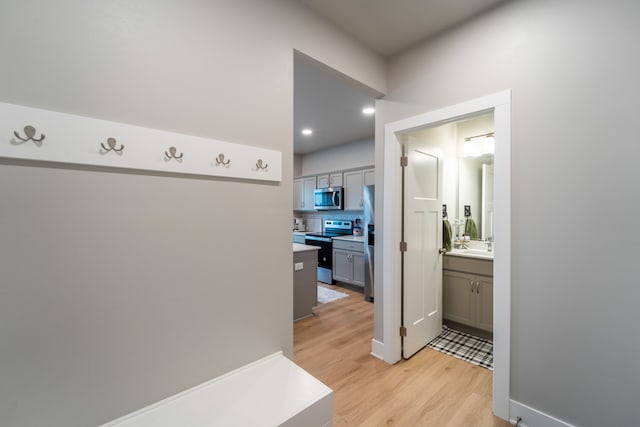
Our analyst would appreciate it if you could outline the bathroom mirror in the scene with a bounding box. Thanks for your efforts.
[458,154,493,240]
[456,113,494,241]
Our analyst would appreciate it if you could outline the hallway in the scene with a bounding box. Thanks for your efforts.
[294,284,510,426]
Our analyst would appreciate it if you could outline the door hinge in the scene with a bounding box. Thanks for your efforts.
[400,241,407,252]
[400,326,407,337]
[400,156,408,167]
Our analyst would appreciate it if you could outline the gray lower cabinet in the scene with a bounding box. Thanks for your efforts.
[443,256,493,332]
[332,240,365,287]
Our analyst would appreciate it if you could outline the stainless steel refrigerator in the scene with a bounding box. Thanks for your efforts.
[363,185,375,302]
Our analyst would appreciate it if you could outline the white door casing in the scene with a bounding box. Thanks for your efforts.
[381,90,511,420]
[402,140,443,358]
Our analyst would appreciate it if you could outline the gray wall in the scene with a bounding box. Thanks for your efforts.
[299,138,374,176]
[0,1,385,426]
[383,1,640,426]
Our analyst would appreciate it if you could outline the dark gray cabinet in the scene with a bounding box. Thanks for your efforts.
[332,239,365,287]
[443,255,493,332]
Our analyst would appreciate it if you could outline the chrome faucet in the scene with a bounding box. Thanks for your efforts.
[486,236,493,252]
[461,237,470,249]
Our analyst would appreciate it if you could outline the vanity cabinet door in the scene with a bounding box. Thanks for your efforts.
[475,276,493,332]
[443,270,474,327]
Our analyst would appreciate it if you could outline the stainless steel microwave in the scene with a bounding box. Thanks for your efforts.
[314,186,343,210]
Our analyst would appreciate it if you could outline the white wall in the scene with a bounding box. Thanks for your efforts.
[383,1,640,426]
[300,138,374,176]
[0,1,386,426]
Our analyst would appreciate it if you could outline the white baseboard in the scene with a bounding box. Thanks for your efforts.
[370,339,385,360]
[509,399,577,427]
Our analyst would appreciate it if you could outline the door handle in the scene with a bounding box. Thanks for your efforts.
[470,280,474,293]
[438,248,447,254]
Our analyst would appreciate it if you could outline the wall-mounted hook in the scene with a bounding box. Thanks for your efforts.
[215,153,230,166]
[100,137,124,153]
[256,159,268,170]
[165,146,183,160]
[13,125,45,144]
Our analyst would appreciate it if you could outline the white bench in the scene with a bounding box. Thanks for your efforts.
[101,352,333,427]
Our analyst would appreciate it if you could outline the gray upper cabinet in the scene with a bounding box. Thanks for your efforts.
[363,168,375,186]
[344,170,365,210]
[294,177,316,211]
[317,173,343,188]
[294,168,373,212]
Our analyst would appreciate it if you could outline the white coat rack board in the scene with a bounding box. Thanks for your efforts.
[0,102,282,182]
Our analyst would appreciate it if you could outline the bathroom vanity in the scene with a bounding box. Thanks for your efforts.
[443,252,493,333]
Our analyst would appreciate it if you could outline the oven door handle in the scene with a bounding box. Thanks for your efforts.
[305,236,331,243]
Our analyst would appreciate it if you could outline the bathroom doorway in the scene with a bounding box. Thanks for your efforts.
[381,91,511,419]
[400,111,495,359]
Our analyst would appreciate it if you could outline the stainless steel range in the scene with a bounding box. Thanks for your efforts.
[304,220,353,284]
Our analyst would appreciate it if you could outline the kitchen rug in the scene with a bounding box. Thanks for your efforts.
[317,285,348,304]
[426,325,493,370]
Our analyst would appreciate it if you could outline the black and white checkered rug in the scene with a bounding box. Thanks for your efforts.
[426,325,493,370]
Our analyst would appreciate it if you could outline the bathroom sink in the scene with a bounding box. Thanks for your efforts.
[448,248,494,259]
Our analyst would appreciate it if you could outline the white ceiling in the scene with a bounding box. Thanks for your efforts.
[294,53,379,155]
[298,0,507,57]
[293,0,508,155]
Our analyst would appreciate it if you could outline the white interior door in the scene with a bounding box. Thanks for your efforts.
[402,138,444,359]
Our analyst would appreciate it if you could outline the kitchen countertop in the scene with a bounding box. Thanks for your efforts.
[293,243,321,253]
[332,235,365,243]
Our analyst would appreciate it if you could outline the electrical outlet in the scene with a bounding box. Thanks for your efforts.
[294,262,304,271]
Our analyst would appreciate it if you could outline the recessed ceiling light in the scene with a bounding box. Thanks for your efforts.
[301,128,313,136]
[362,107,375,115]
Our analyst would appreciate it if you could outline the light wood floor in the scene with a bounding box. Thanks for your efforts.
[294,284,511,427]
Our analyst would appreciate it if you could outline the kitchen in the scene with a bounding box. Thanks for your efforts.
[291,53,379,318]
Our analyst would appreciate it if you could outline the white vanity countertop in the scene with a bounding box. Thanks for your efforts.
[332,235,365,243]
[446,248,494,260]
[293,243,320,253]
